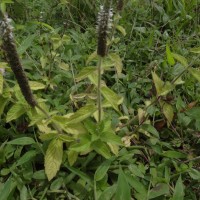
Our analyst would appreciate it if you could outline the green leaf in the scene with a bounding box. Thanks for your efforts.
[29,81,45,90]
[92,140,111,159]
[116,25,126,36]
[172,176,185,200]
[166,44,175,66]
[65,164,92,186]
[189,168,200,180]
[162,151,186,158]
[126,174,147,197]
[15,150,37,166]
[172,53,188,67]
[33,170,46,180]
[45,139,63,181]
[190,47,200,53]
[7,137,35,145]
[58,134,74,142]
[6,104,27,122]
[86,51,98,65]
[115,168,131,200]
[20,185,28,200]
[94,159,112,181]
[0,97,8,116]
[186,107,200,119]
[162,102,174,125]
[101,86,123,111]
[70,134,91,152]
[148,183,169,199]
[75,67,97,82]
[100,131,122,145]
[0,177,17,200]
[140,124,159,138]
[98,184,117,200]
[53,104,96,126]
[39,133,57,141]
[67,150,78,166]
[152,72,174,96]
[17,34,36,55]
[188,67,200,82]
[108,53,123,75]
[0,72,3,94]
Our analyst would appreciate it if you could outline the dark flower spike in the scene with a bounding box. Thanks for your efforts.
[97,5,113,57]
[117,0,124,12]
[0,13,37,107]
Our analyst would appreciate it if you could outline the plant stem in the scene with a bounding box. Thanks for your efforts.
[97,56,102,122]
[35,104,63,134]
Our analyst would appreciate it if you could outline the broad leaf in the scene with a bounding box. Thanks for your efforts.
[162,102,174,125]
[45,139,63,181]
[101,86,123,111]
[172,176,185,200]
[108,53,123,75]
[98,184,117,200]
[190,47,200,53]
[94,159,112,181]
[166,44,175,66]
[162,150,186,158]
[188,67,200,82]
[6,104,27,122]
[148,183,169,199]
[92,140,111,159]
[172,53,188,67]
[29,81,45,90]
[116,25,126,36]
[152,72,174,96]
[7,137,35,145]
[75,67,97,82]
[115,168,131,200]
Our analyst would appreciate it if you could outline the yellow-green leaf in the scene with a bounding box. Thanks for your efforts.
[59,62,69,71]
[6,104,26,122]
[101,86,123,111]
[116,25,126,36]
[52,104,96,127]
[0,73,3,94]
[172,176,185,200]
[190,47,200,54]
[172,53,188,67]
[166,44,175,66]
[67,150,78,166]
[86,51,98,65]
[45,139,63,181]
[188,67,200,82]
[75,67,97,82]
[108,53,123,75]
[152,72,174,96]
[162,102,174,125]
[92,140,111,159]
[29,81,45,90]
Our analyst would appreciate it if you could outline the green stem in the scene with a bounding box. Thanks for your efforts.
[97,56,102,122]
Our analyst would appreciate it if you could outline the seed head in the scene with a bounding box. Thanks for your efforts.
[117,0,124,12]
[0,13,37,107]
[97,5,113,57]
